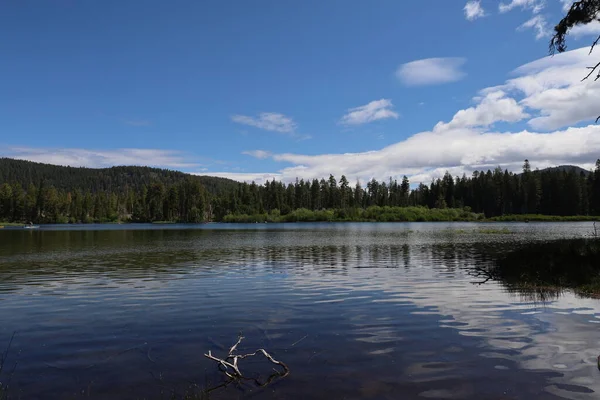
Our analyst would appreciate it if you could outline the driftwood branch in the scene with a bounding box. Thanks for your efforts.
[204,335,289,383]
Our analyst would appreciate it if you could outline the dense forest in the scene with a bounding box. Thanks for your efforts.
[0,158,238,195]
[0,158,599,223]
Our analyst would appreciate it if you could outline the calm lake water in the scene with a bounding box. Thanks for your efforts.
[1,222,599,399]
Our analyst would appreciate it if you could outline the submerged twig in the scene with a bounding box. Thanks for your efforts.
[204,334,289,384]
[0,332,15,374]
[0,332,17,400]
[308,350,325,364]
[468,266,498,285]
[290,334,308,347]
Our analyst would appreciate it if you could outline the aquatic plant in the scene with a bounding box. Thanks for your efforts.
[478,227,512,234]
[485,239,600,297]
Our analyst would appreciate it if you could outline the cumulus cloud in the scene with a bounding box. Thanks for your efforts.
[396,58,467,86]
[231,112,297,134]
[1,147,200,169]
[502,46,600,130]
[434,91,529,131]
[239,46,600,185]
[339,99,399,126]
[464,1,485,21]
[569,20,600,38]
[253,125,600,185]
[8,47,600,187]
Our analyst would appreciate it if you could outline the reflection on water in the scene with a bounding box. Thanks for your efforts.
[0,222,599,399]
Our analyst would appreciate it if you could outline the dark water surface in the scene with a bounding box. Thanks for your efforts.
[1,222,600,399]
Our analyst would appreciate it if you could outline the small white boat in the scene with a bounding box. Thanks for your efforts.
[24,223,40,229]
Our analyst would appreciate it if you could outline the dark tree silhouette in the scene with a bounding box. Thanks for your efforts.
[551,0,600,87]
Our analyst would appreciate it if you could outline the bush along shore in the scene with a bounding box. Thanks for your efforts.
[222,206,485,223]
[221,208,600,223]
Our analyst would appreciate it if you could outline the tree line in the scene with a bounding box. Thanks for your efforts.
[0,178,209,224]
[1,159,600,223]
[216,160,600,220]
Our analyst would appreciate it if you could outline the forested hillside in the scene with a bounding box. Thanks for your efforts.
[0,158,599,224]
[0,158,237,195]
[0,158,236,223]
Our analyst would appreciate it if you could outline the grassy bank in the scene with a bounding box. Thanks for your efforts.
[490,238,600,297]
[0,222,25,227]
[223,206,485,223]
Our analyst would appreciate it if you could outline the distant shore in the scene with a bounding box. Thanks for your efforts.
[2,210,600,228]
[0,222,26,227]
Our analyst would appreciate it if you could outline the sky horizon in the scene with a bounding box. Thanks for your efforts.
[2,0,600,185]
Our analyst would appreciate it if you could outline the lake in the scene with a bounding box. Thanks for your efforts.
[0,222,599,399]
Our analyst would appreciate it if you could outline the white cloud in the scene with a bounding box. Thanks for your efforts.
[492,0,548,39]
[257,124,600,185]
[7,48,600,188]
[434,90,529,131]
[532,2,545,13]
[194,172,282,185]
[502,46,600,130]
[231,112,297,134]
[339,99,399,126]
[464,1,485,21]
[518,15,549,39]
[396,58,467,86]
[569,20,600,38]
[560,0,574,12]
[239,47,600,185]
[499,0,544,13]
[1,147,200,169]
[242,150,272,159]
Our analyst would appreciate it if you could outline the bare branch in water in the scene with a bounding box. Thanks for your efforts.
[204,334,289,384]
[468,266,498,285]
[0,332,15,374]
[0,332,17,400]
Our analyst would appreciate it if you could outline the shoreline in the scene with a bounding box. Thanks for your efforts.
[1,217,599,228]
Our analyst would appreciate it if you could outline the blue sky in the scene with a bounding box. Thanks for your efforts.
[2,0,600,184]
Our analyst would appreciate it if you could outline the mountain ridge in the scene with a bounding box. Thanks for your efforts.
[0,157,238,195]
